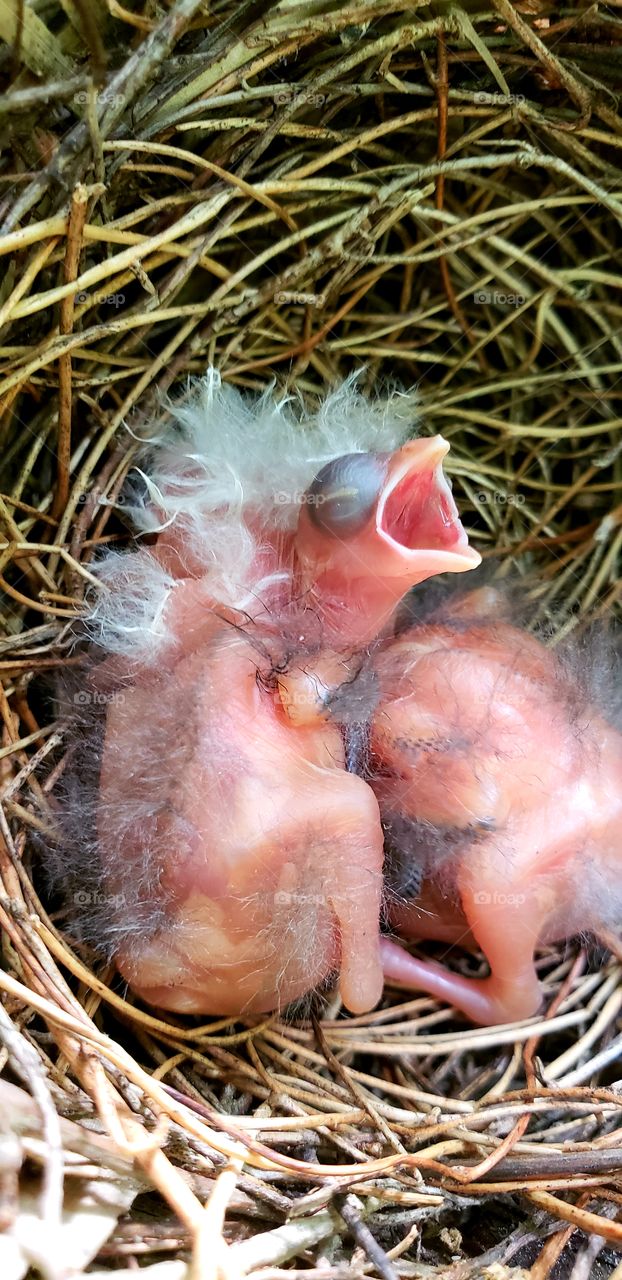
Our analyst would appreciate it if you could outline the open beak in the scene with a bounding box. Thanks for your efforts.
[376,437,480,576]
[294,435,480,648]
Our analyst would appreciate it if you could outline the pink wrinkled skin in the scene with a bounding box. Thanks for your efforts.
[371,592,622,1025]
[90,376,479,1018]
[78,375,621,1027]
[99,616,385,1016]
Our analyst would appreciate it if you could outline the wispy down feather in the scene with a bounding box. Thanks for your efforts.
[86,369,418,656]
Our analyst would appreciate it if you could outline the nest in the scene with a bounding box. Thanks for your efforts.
[1,2,622,1277]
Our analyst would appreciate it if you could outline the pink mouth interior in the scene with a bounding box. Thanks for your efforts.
[380,466,464,551]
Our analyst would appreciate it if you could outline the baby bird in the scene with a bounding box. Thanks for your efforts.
[61,371,622,1027]
[89,370,477,655]
[370,590,622,1025]
[60,371,478,1017]
[97,615,385,1016]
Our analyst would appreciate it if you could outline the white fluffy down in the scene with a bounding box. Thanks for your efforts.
[86,370,417,656]
[84,550,177,658]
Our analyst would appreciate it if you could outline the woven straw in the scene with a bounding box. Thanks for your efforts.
[1,3,622,1276]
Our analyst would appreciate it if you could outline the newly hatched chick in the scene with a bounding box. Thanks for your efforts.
[97,616,385,1016]
[369,589,622,1025]
[59,371,479,1017]
[88,370,478,660]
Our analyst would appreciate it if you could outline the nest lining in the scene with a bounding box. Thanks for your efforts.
[1,1,622,1277]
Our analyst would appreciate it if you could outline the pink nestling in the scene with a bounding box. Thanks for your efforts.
[58,371,478,1017]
